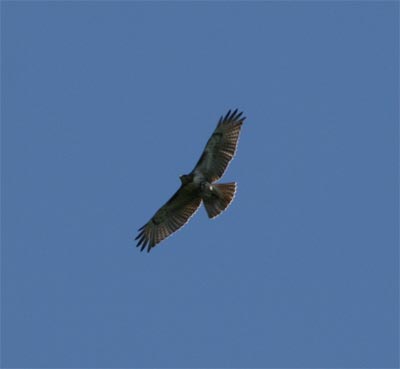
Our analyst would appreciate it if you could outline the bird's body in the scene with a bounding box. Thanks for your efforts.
[136,109,245,252]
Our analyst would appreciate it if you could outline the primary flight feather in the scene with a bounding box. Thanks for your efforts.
[135,109,245,252]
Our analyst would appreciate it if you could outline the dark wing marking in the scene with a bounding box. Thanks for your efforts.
[135,186,202,252]
[193,109,245,182]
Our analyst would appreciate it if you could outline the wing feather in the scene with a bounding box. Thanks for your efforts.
[193,109,245,182]
[135,186,202,252]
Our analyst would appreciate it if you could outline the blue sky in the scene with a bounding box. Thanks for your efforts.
[1,1,398,368]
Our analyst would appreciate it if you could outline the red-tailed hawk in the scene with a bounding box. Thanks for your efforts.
[136,109,245,252]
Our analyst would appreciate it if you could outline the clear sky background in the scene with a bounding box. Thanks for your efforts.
[1,1,398,368]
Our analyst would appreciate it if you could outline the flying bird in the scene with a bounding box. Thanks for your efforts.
[136,109,245,252]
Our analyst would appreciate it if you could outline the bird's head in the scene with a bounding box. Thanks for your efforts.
[179,174,192,185]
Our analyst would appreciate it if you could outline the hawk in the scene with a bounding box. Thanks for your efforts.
[136,109,245,252]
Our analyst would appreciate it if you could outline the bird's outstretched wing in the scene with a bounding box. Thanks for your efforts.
[135,186,202,252]
[193,109,245,182]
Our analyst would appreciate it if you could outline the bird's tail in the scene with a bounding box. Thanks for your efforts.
[203,182,237,219]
